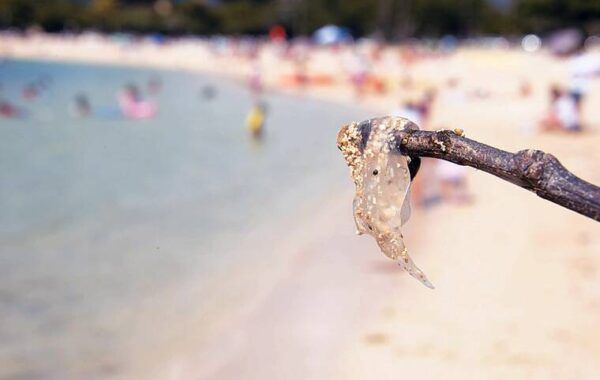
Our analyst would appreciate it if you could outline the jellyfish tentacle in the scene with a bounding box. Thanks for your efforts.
[376,235,434,289]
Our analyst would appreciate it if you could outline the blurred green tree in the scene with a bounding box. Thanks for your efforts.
[0,0,597,38]
[0,0,36,29]
[514,0,600,34]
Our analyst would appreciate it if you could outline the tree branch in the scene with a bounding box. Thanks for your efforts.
[357,117,600,222]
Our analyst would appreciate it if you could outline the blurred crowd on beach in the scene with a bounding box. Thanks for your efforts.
[2,28,599,126]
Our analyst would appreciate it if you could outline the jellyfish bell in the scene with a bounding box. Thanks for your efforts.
[338,117,433,288]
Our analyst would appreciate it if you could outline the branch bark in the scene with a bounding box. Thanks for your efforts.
[358,117,600,222]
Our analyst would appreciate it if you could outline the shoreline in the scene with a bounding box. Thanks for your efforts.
[0,34,389,113]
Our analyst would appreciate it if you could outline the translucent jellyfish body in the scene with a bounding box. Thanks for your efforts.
[337,117,433,289]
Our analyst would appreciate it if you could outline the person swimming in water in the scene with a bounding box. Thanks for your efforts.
[200,84,217,100]
[246,101,267,139]
[73,93,92,117]
[0,99,24,118]
[118,84,157,120]
[22,83,39,101]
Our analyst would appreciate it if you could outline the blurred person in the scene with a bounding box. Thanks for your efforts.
[118,84,157,120]
[416,89,437,126]
[556,89,582,132]
[436,159,472,205]
[73,93,91,117]
[200,84,217,100]
[434,125,473,204]
[246,101,267,139]
[519,79,532,98]
[538,85,563,132]
[0,99,23,118]
[391,100,422,126]
[399,45,418,66]
[369,43,384,63]
[391,94,435,209]
[345,50,370,97]
[539,85,581,132]
[248,61,263,97]
[567,46,600,111]
[22,83,39,101]
[368,74,386,95]
[293,53,309,88]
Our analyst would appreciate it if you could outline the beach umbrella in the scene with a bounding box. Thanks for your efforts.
[547,28,584,56]
[269,25,287,42]
[148,33,167,45]
[312,25,352,46]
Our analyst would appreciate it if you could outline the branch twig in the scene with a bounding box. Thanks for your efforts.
[358,117,600,222]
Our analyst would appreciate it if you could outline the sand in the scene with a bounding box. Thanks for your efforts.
[2,33,600,379]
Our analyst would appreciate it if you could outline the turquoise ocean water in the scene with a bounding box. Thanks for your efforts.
[0,59,370,379]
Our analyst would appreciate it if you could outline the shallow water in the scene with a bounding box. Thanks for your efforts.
[0,60,370,379]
